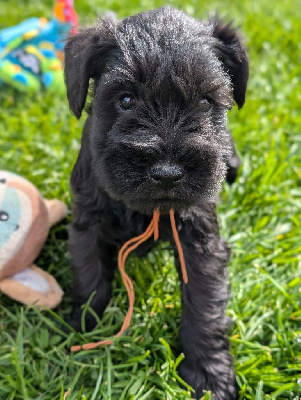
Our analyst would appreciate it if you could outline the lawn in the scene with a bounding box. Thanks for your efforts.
[0,0,300,399]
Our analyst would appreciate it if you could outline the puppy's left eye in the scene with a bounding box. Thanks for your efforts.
[198,98,212,112]
[119,95,136,111]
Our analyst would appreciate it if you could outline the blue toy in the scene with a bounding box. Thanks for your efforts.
[0,0,78,93]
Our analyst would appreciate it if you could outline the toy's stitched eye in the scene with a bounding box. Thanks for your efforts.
[0,211,9,221]
[119,95,136,111]
[0,179,6,184]
[199,98,212,112]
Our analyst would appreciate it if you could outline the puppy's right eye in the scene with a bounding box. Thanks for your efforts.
[119,95,136,111]
[198,97,212,112]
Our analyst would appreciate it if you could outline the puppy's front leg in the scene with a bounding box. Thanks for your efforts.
[175,212,237,399]
[68,219,117,332]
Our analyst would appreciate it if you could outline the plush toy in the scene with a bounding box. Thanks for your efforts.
[0,171,67,308]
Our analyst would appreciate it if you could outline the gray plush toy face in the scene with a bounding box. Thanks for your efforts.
[64,7,248,215]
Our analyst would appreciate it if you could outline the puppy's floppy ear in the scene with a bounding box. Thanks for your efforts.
[64,18,118,119]
[212,20,249,109]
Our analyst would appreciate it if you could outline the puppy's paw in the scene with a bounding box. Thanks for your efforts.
[64,306,98,333]
[178,360,237,400]
[63,318,82,334]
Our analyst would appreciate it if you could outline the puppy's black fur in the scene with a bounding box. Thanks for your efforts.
[64,7,248,399]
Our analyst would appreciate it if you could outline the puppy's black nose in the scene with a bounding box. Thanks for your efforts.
[150,164,183,189]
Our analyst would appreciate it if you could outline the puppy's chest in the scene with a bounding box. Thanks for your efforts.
[97,211,173,253]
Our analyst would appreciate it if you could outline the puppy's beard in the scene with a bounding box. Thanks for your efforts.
[91,132,228,215]
[128,198,189,215]
[122,172,226,215]
[94,160,227,215]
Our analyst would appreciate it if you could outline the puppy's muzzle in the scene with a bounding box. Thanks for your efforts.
[150,163,184,190]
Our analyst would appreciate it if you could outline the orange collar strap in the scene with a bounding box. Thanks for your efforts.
[71,208,187,352]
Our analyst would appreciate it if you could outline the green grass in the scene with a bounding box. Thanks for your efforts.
[0,0,300,399]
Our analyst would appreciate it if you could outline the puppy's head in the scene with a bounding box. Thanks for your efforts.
[64,7,248,215]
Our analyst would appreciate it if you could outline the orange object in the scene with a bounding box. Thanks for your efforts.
[169,209,188,284]
[13,65,22,72]
[71,208,187,352]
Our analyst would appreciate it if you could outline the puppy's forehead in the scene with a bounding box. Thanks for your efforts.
[106,7,229,92]
[120,8,213,45]
[118,9,212,61]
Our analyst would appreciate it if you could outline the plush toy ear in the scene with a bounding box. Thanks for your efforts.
[64,17,118,119]
[212,20,249,109]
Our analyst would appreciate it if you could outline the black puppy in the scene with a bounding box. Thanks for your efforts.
[64,7,248,399]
